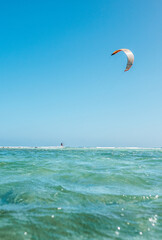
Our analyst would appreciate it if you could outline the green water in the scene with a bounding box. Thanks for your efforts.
[0,148,162,239]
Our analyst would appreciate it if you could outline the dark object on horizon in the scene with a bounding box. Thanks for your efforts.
[61,143,63,146]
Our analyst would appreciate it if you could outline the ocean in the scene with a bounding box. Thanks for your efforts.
[0,147,162,239]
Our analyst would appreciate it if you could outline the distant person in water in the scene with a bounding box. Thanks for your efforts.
[61,143,63,147]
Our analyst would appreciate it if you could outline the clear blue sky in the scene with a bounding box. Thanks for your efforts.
[0,0,162,147]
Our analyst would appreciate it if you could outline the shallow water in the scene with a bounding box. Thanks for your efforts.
[0,148,162,239]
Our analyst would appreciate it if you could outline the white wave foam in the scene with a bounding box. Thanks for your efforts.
[0,146,161,150]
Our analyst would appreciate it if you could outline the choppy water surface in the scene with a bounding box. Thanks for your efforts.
[0,148,162,239]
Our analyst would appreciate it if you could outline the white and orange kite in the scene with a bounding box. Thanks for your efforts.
[111,49,134,72]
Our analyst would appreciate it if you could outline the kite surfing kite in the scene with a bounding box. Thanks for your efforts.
[111,49,134,72]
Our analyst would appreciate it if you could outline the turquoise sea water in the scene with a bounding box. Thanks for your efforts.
[0,148,162,240]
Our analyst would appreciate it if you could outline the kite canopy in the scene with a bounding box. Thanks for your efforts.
[111,49,134,72]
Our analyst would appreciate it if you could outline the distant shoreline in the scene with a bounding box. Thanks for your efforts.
[0,146,161,150]
[0,146,64,149]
